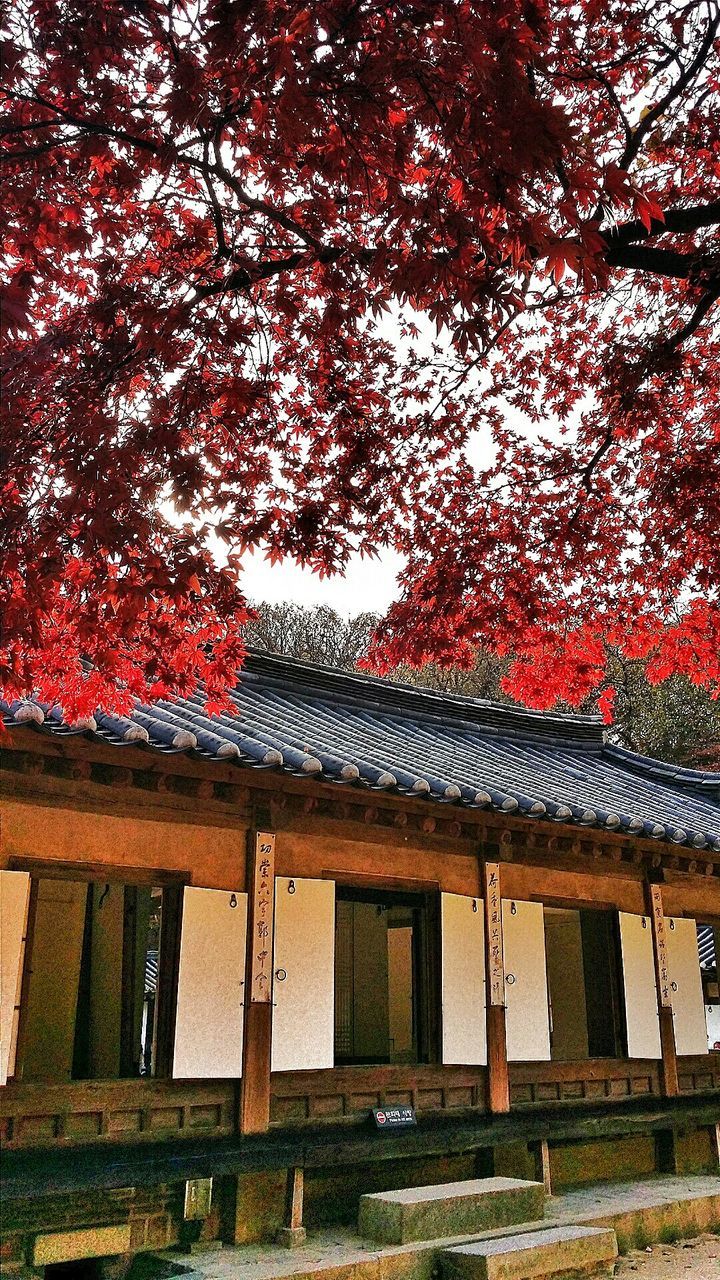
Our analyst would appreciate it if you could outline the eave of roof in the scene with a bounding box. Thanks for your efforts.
[2,650,718,853]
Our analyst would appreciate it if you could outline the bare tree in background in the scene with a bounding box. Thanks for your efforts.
[246,601,720,770]
[244,603,377,671]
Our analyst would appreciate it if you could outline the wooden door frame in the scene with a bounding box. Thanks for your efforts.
[10,862,185,1083]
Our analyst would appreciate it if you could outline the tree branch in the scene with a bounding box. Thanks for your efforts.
[605,199,720,248]
[604,244,695,278]
[662,283,720,354]
[618,2,720,169]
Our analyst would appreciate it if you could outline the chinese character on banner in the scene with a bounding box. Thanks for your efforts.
[649,884,672,1008]
[483,862,505,1005]
[250,832,275,1002]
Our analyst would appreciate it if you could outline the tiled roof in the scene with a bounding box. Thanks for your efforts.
[4,651,719,851]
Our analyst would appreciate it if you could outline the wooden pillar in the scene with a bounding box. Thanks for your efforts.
[645,878,679,1098]
[276,1167,306,1247]
[482,859,510,1113]
[240,829,275,1134]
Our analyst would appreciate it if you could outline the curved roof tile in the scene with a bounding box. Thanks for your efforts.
[3,651,718,851]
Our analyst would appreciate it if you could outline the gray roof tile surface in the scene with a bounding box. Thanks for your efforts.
[3,651,719,851]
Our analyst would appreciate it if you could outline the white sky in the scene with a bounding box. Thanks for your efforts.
[241,546,404,614]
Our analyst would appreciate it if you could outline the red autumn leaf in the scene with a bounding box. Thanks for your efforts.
[1,0,718,721]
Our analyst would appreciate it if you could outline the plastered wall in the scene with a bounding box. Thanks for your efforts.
[1,800,247,889]
[2,797,718,922]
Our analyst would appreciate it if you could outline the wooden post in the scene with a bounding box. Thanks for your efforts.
[532,1138,552,1197]
[645,879,679,1098]
[240,830,275,1135]
[482,859,510,1113]
[712,1122,720,1171]
[276,1167,306,1247]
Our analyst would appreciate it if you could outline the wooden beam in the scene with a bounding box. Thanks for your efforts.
[482,860,510,1114]
[4,734,719,882]
[645,880,679,1098]
[240,830,275,1135]
[8,856,189,887]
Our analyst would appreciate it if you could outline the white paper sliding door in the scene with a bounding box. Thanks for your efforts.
[618,912,662,1059]
[173,887,247,1078]
[502,898,551,1061]
[667,917,708,1057]
[441,893,486,1065]
[272,878,335,1072]
[0,870,30,1085]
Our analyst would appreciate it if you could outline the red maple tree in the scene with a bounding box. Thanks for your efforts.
[2,0,719,718]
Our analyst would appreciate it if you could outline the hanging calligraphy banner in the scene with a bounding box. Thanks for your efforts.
[649,883,672,1008]
[483,861,505,1006]
[250,831,275,1003]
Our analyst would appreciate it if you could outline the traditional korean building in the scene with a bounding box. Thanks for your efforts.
[1,651,719,1274]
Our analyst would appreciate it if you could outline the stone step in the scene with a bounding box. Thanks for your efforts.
[358,1177,545,1245]
[442,1224,618,1280]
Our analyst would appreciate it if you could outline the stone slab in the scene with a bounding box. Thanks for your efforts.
[549,1172,720,1252]
[33,1224,132,1266]
[144,1175,720,1280]
[358,1178,545,1245]
[276,1227,308,1248]
[443,1224,617,1280]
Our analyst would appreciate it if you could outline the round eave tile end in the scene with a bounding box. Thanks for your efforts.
[14,703,45,725]
[124,725,150,743]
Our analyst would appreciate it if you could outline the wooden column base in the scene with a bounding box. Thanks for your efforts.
[658,1006,679,1098]
[239,1003,272,1134]
[487,1005,510,1113]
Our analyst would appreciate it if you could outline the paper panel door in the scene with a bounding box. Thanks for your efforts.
[272,878,335,1072]
[618,912,662,1059]
[173,887,247,1078]
[0,870,30,1085]
[667,917,708,1057]
[502,898,551,1061]
[441,893,486,1065]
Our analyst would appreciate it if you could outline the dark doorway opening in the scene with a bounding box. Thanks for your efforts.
[334,886,432,1065]
[18,876,171,1083]
[544,906,622,1060]
[44,1261,103,1279]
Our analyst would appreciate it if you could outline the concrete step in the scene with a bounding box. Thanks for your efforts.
[358,1177,545,1245]
[442,1224,618,1280]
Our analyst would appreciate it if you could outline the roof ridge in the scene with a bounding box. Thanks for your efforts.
[242,649,605,741]
[604,742,720,792]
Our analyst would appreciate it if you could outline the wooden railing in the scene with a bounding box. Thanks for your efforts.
[0,1078,237,1150]
[509,1054,720,1108]
[508,1058,662,1106]
[2,1055,717,1151]
[677,1054,720,1095]
[269,1063,487,1125]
